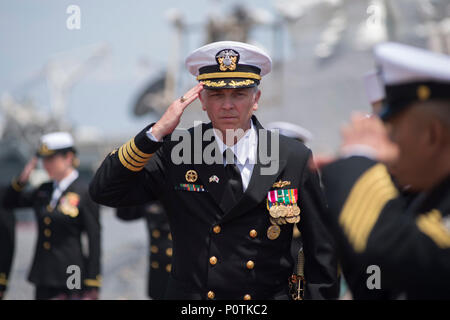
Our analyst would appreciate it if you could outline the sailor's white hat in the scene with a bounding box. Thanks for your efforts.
[37,132,76,157]
[364,71,385,104]
[185,41,272,89]
[266,121,313,143]
[374,42,450,120]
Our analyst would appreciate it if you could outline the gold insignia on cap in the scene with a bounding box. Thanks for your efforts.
[229,79,254,87]
[216,49,239,71]
[185,170,198,183]
[38,143,55,156]
[417,85,431,101]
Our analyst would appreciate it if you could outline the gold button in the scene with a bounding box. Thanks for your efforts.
[207,291,215,299]
[249,229,257,238]
[44,229,51,237]
[44,217,51,225]
[43,242,51,250]
[152,230,160,239]
[213,225,221,234]
[150,245,159,254]
[209,256,218,265]
[246,260,255,270]
[165,264,172,273]
[243,294,251,300]
[151,261,159,269]
[166,248,173,257]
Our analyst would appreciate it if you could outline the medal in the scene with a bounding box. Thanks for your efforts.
[277,205,288,218]
[267,225,281,240]
[269,205,279,218]
[292,204,300,216]
[285,216,297,224]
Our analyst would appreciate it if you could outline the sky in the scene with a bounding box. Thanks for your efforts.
[0,0,276,140]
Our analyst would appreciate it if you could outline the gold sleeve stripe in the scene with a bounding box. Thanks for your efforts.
[118,145,144,172]
[339,163,399,253]
[84,279,102,287]
[11,178,24,192]
[344,179,394,242]
[123,143,148,167]
[125,140,150,163]
[197,72,261,81]
[416,209,450,249]
[129,139,153,159]
[340,178,387,236]
[0,273,7,285]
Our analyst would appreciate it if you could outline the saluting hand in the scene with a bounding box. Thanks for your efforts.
[151,83,203,141]
[18,156,38,184]
[340,112,399,165]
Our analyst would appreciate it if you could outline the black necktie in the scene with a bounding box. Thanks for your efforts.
[223,149,244,200]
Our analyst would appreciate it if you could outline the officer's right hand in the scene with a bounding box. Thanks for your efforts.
[18,156,38,184]
[151,83,204,141]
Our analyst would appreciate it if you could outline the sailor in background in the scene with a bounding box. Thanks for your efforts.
[116,201,172,299]
[0,186,14,300]
[320,42,450,299]
[2,132,101,300]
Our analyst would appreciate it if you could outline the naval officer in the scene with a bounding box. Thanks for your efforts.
[321,42,450,299]
[90,41,339,299]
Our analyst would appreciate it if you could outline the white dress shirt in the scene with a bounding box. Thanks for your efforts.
[50,169,79,208]
[213,121,257,192]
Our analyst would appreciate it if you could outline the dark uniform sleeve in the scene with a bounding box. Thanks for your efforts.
[116,205,145,221]
[0,187,15,296]
[2,178,36,209]
[89,124,166,207]
[298,150,340,299]
[80,188,102,290]
[321,156,450,297]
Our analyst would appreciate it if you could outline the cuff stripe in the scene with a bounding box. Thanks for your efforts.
[339,163,399,253]
[417,209,450,249]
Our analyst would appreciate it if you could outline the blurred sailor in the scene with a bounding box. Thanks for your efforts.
[0,186,14,300]
[321,42,450,299]
[3,132,101,300]
[116,201,172,300]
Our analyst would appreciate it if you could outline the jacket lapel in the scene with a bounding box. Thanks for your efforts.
[221,116,288,222]
[193,123,238,214]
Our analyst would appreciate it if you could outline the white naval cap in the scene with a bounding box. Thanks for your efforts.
[185,41,272,89]
[363,71,385,104]
[266,121,313,143]
[373,42,450,120]
[37,132,76,157]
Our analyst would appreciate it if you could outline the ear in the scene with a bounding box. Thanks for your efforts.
[198,90,207,111]
[252,89,261,111]
[427,119,445,152]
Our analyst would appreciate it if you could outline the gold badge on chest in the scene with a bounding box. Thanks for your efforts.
[185,170,198,183]
[58,192,80,218]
